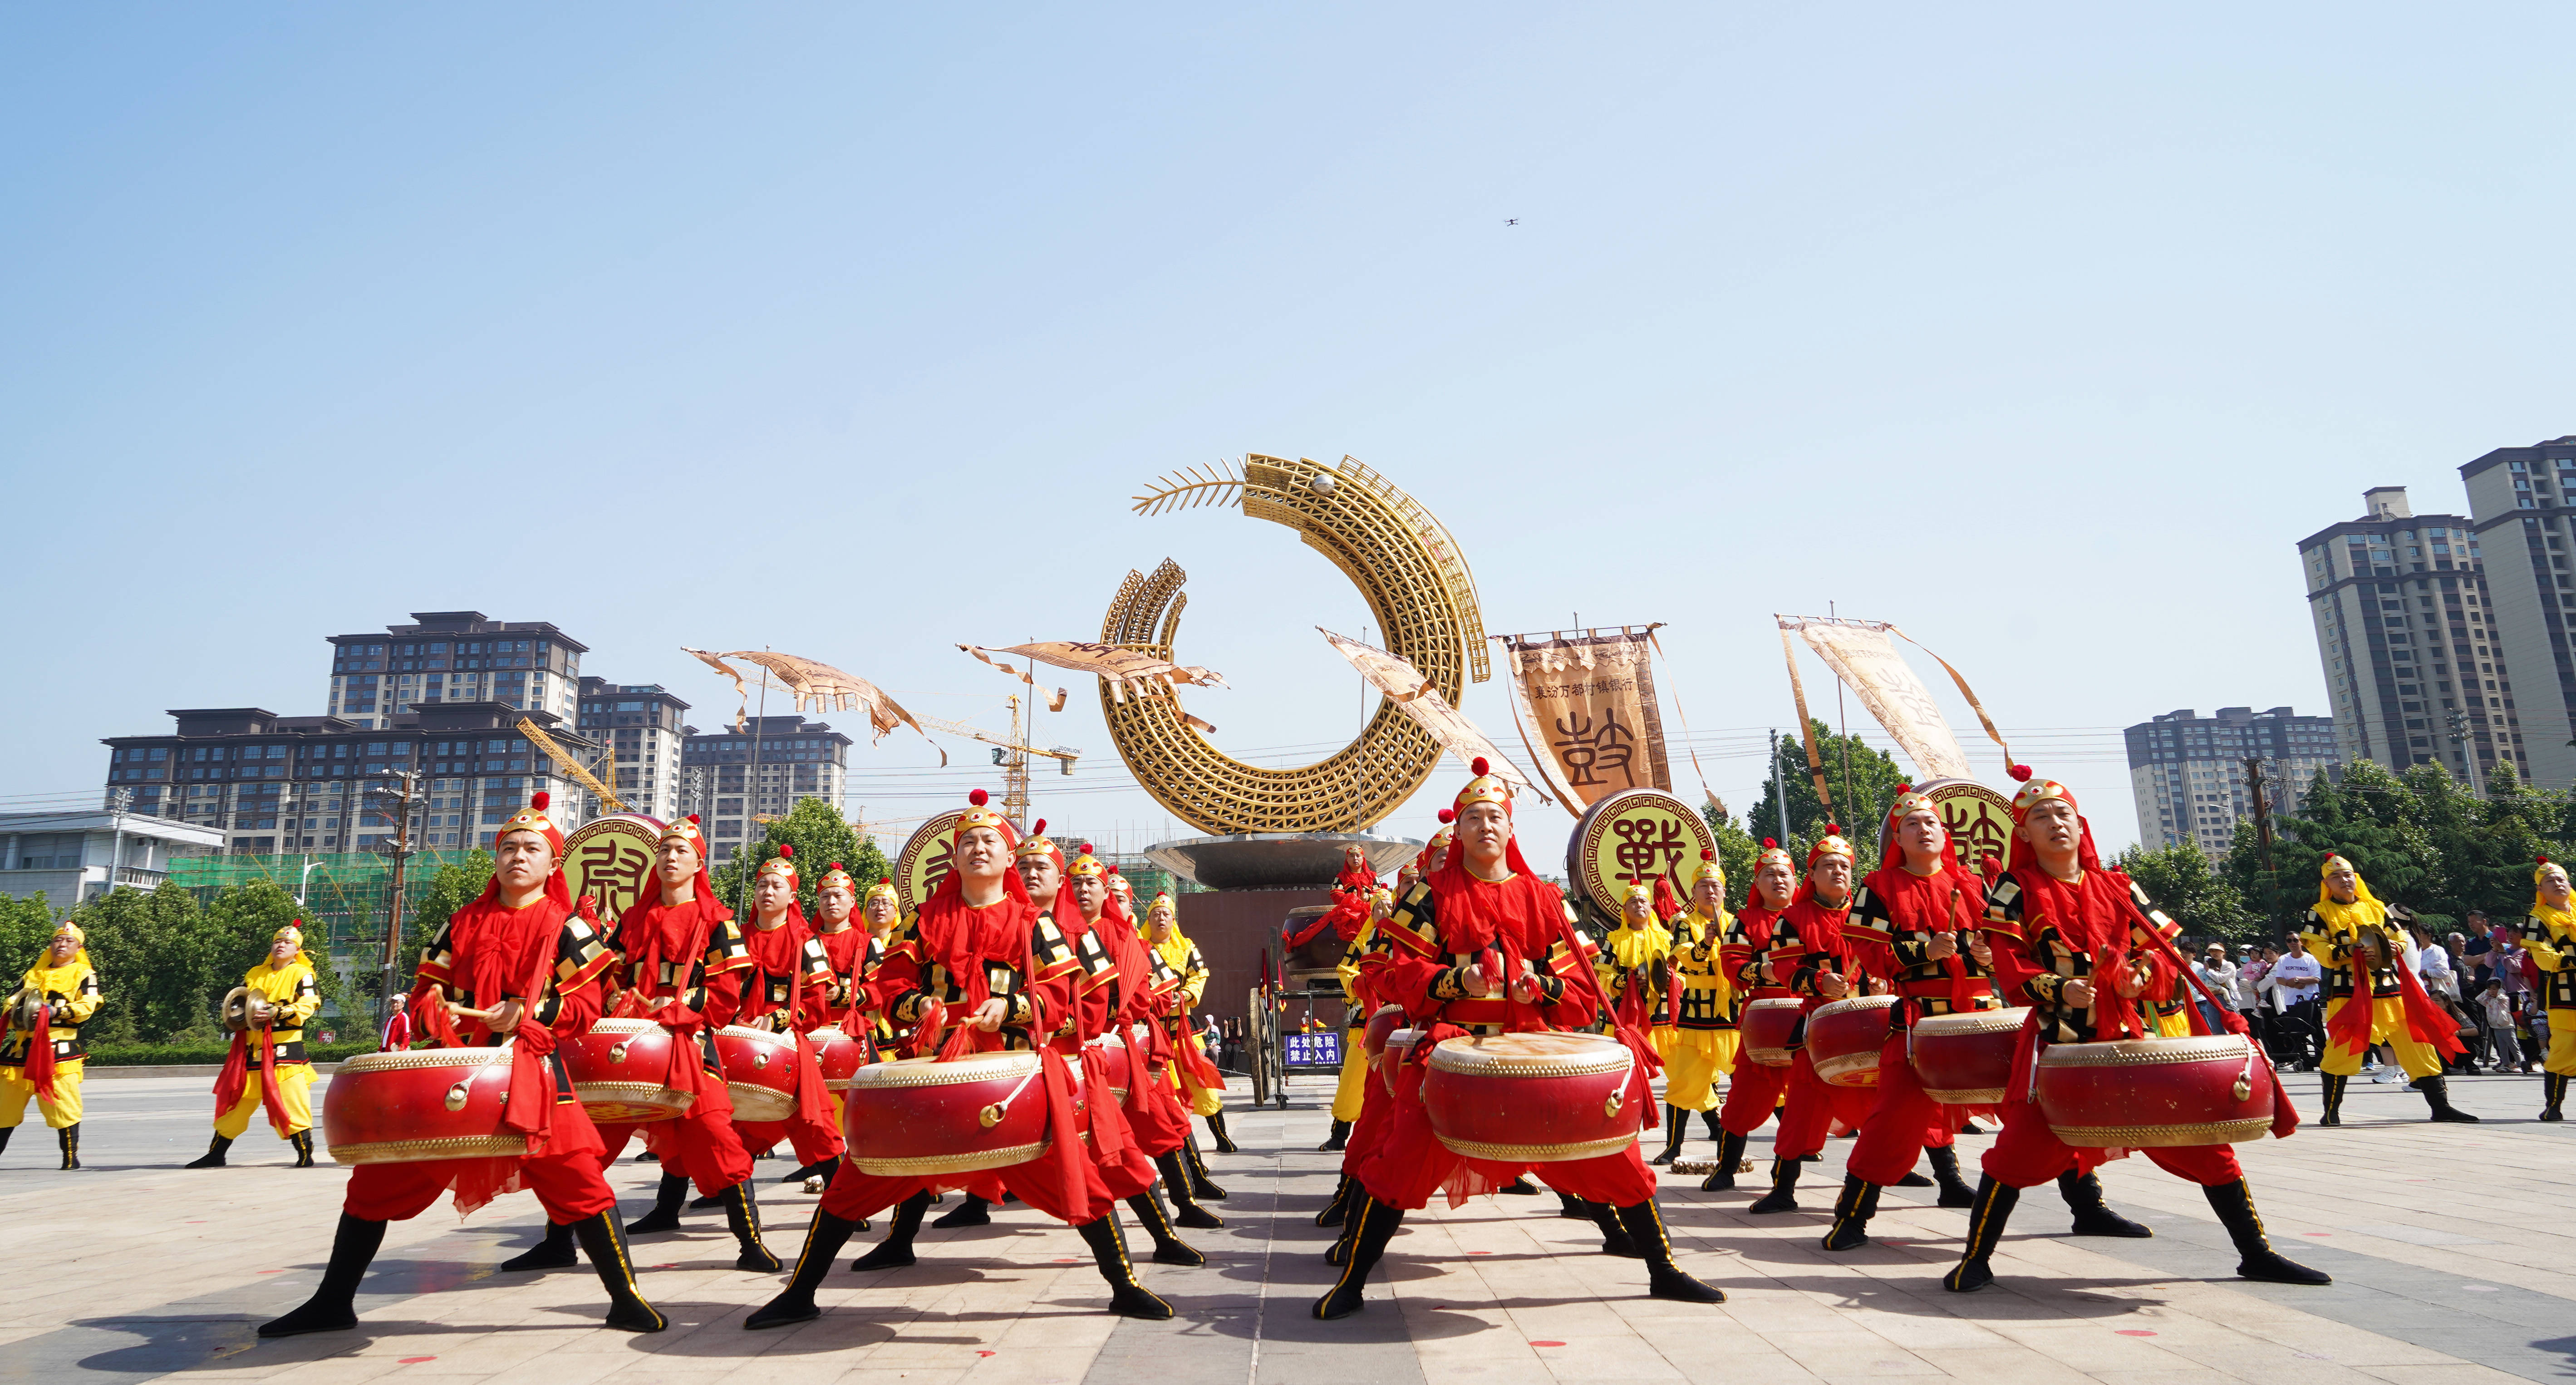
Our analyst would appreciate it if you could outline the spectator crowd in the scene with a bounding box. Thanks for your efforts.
[2188,918,2550,1078]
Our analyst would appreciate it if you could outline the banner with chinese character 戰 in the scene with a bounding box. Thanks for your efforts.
[1499,629,1672,810]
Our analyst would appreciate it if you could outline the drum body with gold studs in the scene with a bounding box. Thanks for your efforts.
[1420,1031,1641,1164]
[841,1050,1056,1176]
[322,1046,527,1165]
[2034,1032,2273,1147]
[1908,1007,2028,1105]
[559,1018,691,1124]
[1739,997,1804,1066]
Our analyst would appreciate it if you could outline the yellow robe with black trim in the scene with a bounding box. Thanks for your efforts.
[3,951,103,1130]
[217,955,323,1139]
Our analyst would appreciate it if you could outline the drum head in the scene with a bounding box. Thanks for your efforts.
[1428,1030,1628,1076]
[850,1049,1042,1087]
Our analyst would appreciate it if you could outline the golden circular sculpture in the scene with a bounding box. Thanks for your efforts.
[1106,455,1489,834]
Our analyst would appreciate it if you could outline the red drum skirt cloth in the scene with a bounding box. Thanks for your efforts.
[1119,1036,1194,1159]
[342,1049,618,1225]
[1354,1036,1656,1212]
[1066,1033,1159,1202]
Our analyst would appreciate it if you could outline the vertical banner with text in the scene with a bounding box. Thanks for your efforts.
[1501,629,1672,810]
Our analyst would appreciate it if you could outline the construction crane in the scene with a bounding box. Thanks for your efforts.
[913,696,1079,829]
[517,717,624,815]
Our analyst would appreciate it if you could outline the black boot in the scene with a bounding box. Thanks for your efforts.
[290,1130,316,1168]
[1126,1187,1206,1267]
[1316,1174,1354,1228]
[782,1157,839,1185]
[852,1190,930,1270]
[1182,1135,1228,1200]
[690,1191,725,1209]
[1584,1198,1640,1257]
[1700,1131,1748,1191]
[500,1218,577,1272]
[1319,1119,1351,1152]
[1312,1193,1404,1319]
[0,1127,11,1157]
[1894,1169,1935,1188]
[57,1124,78,1169]
[1157,1153,1223,1228]
[933,1193,993,1229]
[2319,1072,2346,1126]
[1554,1190,1592,1220]
[723,1181,782,1272]
[569,1212,669,1331]
[2059,1171,2152,1238]
[1650,1105,1687,1165]
[1942,1177,2017,1292]
[625,1173,688,1235]
[746,1209,864,1329]
[1821,1175,1880,1252]
[1927,1146,1976,1208]
[1204,1111,1238,1154]
[2415,1075,2480,1122]
[1746,1158,1801,1213]
[1702,1110,1723,1143]
[1612,1200,1725,1302]
[1498,1176,1540,1194]
[1076,1210,1175,1319]
[258,1213,387,1336]
[187,1134,234,1169]
[2203,1178,2332,1285]
[2544,1073,2568,1122]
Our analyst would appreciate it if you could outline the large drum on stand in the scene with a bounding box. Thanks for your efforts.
[322,1046,527,1165]
[2034,1033,2273,1147]
[1909,1007,2027,1105]
[1420,1032,1641,1164]
[1739,998,1804,1066]
[560,1018,690,1124]
[1807,995,1897,1087]
[717,1024,801,1122]
[841,1050,1056,1176]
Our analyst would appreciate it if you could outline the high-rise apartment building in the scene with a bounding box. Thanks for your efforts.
[103,703,599,855]
[680,717,853,862]
[2125,706,2340,855]
[573,679,693,822]
[2458,437,2576,790]
[325,611,585,730]
[2297,487,2524,781]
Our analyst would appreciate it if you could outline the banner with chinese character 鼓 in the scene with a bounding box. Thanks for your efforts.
[1499,629,1672,809]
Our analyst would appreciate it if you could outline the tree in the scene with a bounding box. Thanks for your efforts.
[1743,720,1912,863]
[0,892,61,977]
[2114,841,2255,945]
[712,798,889,917]
[400,850,495,993]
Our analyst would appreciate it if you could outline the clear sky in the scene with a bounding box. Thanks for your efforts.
[5,5,2572,860]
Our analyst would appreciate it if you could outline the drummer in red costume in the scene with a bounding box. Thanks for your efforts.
[807,863,883,1193]
[718,845,846,1199]
[1739,830,1879,1215]
[1945,769,2327,1292]
[1316,759,1722,1320]
[1821,786,2001,1248]
[260,793,665,1337]
[1091,861,1222,1232]
[745,791,1171,1328]
[1703,838,1799,1190]
[581,815,770,1269]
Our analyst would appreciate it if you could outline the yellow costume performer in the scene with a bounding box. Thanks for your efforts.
[2299,853,2475,1124]
[2514,857,2575,1121]
[192,922,324,1168]
[1662,850,1739,1158]
[1319,887,1393,1153]
[1141,892,1234,1151]
[2,922,103,1168]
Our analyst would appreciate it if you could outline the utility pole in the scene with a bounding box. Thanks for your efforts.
[367,768,421,1039]
[2445,710,2487,796]
[1770,729,1790,840]
[2241,756,2276,874]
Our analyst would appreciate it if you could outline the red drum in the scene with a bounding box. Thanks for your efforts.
[321,1046,526,1165]
[1420,1032,1641,1164]
[560,1018,689,1124]
[1807,995,1897,1087]
[2035,1033,2273,1147]
[841,1050,1055,1176]
[1361,1004,1406,1062]
[811,1026,869,1092]
[1908,1007,2027,1105]
[717,1024,801,1122]
[1740,998,1804,1066]
[1086,1030,1134,1104]
[1382,1028,1426,1096]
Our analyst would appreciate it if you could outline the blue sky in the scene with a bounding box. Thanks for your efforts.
[5,5,2572,858]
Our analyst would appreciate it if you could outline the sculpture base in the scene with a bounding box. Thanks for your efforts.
[1142,833,1421,892]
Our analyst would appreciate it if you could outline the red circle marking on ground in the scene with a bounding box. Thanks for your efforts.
[2116,1330,2157,1337]
[1468,1250,1492,1256]
[1530,1341,1565,1348]
[398,1357,437,1364]
[2301,1232,2331,1237]
[1053,1257,1078,1263]
[977,1351,996,1357]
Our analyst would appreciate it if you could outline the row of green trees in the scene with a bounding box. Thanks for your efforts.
[1692,722,2576,947]
[0,879,345,1045]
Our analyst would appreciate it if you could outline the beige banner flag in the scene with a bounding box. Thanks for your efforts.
[1317,628,1545,803]
[955,641,1229,711]
[1775,618,2011,782]
[682,647,946,766]
[1497,629,1672,810]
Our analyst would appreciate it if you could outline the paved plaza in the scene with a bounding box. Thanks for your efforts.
[3,1067,2570,1385]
